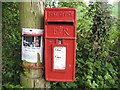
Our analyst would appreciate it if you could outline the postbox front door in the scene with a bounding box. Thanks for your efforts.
[44,8,76,82]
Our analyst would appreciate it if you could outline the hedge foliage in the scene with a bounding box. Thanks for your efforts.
[2,2,23,89]
[2,2,120,89]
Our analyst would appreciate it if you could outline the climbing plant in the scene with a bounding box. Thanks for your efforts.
[51,2,120,89]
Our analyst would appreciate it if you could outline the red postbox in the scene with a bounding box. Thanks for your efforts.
[44,8,76,82]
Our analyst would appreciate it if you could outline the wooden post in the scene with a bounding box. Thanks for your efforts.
[19,1,50,88]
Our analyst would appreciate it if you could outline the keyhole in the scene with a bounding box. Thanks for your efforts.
[58,39,62,44]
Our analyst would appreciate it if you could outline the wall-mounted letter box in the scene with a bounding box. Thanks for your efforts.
[44,8,76,82]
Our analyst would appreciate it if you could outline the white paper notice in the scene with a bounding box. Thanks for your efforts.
[22,47,40,63]
[22,28,43,63]
[54,46,66,70]
[22,28,43,35]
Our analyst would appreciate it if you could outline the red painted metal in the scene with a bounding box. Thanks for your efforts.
[44,8,76,82]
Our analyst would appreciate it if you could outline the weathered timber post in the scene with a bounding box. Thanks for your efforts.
[19,1,50,88]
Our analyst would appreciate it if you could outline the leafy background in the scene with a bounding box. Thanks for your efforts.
[2,1,120,89]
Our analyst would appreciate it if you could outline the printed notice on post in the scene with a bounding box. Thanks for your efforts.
[22,28,43,63]
[54,46,66,70]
